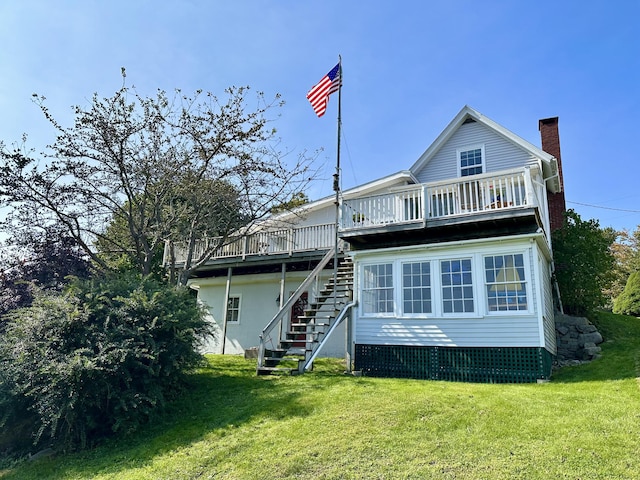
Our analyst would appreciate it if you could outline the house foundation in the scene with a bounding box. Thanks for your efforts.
[354,345,554,383]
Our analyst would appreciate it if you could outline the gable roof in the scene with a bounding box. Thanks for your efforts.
[409,106,561,192]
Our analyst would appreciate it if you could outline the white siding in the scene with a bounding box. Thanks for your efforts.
[293,204,336,227]
[352,238,547,349]
[191,270,346,357]
[414,121,539,184]
[356,317,541,347]
[540,254,557,354]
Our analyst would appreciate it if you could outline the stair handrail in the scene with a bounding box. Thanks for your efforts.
[257,246,337,371]
[302,301,356,372]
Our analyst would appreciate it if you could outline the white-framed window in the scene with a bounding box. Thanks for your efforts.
[457,145,484,177]
[362,263,394,315]
[484,253,528,312]
[402,261,432,314]
[357,248,532,318]
[226,295,241,323]
[440,258,474,314]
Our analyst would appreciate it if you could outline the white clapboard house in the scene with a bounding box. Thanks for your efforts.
[167,106,567,382]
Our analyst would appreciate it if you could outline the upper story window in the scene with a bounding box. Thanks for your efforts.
[458,145,484,177]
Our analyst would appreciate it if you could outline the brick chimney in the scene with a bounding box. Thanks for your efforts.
[539,116,566,232]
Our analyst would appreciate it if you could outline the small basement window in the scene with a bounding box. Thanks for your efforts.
[226,295,241,323]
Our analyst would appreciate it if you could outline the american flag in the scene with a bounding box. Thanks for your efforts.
[306,63,341,117]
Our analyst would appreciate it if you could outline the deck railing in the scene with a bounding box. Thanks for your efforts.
[341,167,544,230]
[166,168,549,266]
[166,223,336,266]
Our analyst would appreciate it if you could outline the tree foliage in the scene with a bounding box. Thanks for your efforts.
[613,271,640,316]
[0,275,213,452]
[269,191,310,214]
[608,226,640,303]
[0,73,314,285]
[0,225,91,326]
[551,209,616,316]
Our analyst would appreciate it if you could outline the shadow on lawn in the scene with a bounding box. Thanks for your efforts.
[6,357,321,479]
[135,358,314,449]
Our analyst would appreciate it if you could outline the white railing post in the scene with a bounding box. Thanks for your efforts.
[288,228,294,256]
[524,166,535,207]
[422,184,428,224]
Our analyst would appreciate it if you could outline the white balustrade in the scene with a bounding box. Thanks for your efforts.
[166,168,547,267]
[342,168,541,230]
[167,223,337,266]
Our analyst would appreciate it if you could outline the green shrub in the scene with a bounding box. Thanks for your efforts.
[614,271,640,316]
[552,210,616,316]
[0,275,213,452]
[0,367,35,458]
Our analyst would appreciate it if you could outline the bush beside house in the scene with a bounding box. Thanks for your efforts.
[0,275,213,455]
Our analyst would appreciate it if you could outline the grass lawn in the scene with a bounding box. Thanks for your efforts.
[2,311,640,479]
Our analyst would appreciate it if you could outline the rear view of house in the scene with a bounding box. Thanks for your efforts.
[170,106,566,383]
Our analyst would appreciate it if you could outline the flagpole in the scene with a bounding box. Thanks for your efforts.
[333,56,342,311]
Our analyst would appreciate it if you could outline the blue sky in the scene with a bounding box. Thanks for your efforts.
[1,0,639,232]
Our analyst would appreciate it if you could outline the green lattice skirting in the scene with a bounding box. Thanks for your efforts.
[354,345,554,383]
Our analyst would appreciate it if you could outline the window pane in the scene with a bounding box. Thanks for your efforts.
[441,259,474,313]
[484,253,528,311]
[402,261,432,314]
[460,148,483,177]
[363,263,394,314]
[226,296,241,323]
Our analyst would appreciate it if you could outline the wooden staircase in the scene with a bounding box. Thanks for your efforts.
[257,255,354,376]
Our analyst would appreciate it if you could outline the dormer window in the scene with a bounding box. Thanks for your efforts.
[458,145,484,177]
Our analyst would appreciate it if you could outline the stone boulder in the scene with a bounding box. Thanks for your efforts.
[554,313,603,364]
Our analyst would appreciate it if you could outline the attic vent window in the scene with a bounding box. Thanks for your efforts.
[458,146,484,177]
[463,117,477,124]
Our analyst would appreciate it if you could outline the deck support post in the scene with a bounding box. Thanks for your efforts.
[221,267,233,354]
[278,263,286,342]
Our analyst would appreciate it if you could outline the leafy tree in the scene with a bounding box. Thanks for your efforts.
[608,226,640,303]
[0,71,315,286]
[0,274,213,451]
[613,271,640,316]
[551,209,616,316]
[270,191,310,213]
[0,225,90,326]
[162,177,248,285]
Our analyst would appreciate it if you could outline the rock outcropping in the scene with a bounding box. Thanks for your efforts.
[554,314,603,365]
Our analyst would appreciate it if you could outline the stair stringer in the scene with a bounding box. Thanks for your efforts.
[299,300,356,373]
[257,254,354,375]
